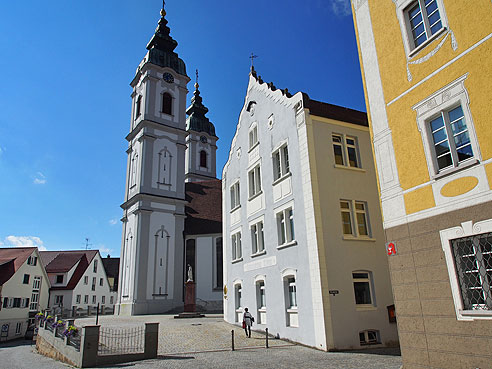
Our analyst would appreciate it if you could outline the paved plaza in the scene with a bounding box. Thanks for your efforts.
[0,314,402,368]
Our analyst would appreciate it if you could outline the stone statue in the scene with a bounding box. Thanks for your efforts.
[187,264,193,282]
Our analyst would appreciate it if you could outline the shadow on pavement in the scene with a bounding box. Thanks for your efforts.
[97,355,195,368]
[0,339,35,348]
[339,347,401,356]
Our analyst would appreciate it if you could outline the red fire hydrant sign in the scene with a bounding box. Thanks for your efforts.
[387,242,397,256]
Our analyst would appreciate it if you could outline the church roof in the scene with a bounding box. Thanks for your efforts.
[0,247,36,285]
[185,179,222,235]
[146,3,187,76]
[186,80,216,137]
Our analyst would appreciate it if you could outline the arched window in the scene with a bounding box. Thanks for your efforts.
[162,93,172,115]
[200,150,207,168]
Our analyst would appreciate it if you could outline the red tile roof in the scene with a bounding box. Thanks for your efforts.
[185,179,222,235]
[0,247,37,285]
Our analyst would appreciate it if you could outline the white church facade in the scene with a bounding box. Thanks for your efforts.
[222,69,399,350]
[117,4,222,316]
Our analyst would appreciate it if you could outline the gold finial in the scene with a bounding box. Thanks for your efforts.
[195,69,199,89]
[160,0,166,16]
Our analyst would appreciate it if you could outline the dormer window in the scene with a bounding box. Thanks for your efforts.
[162,93,172,115]
[56,275,63,284]
[200,150,207,168]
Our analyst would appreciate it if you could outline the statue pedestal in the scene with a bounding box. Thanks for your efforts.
[184,281,196,312]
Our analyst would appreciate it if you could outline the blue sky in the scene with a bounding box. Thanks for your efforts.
[0,0,364,256]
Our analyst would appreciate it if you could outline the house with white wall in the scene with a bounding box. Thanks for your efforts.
[40,250,117,313]
[222,68,398,350]
[0,247,50,341]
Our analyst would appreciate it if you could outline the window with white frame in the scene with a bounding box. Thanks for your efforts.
[230,181,240,210]
[76,295,81,304]
[110,296,114,305]
[251,221,265,254]
[257,281,266,309]
[272,144,290,181]
[55,275,63,284]
[277,208,295,246]
[231,232,242,261]
[340,200,371,238]
[428,105,474,173]
[332,134,360,168]
[27,256,37,266]
[248,165,262,198]
[55,295,64,306]
[100,278,104,286]
[84,276,89,285]
[84,295,89,304]
[92,295,96,304]
[359,330,380,345]
[249,124,258,149]
[352,272,374,306]
[30,276,41,311]
[92,277,96,291]
[235,284,242,309]
[405,0,443,50]
[287,277,297,308]
[15,322,22,335]
[102,296,106,304]
[94,259,98,273]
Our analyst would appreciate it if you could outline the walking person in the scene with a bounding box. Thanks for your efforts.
[243,307,254,338]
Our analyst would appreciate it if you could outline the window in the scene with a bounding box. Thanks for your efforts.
[277,208,295,246]
[258,281,266,309]
[55,295,63,306]
[287,277,297,308]
[15,322,22,335]
[359,330,380,345]
[100,278,104,286]
[200,150,207,168]
[428,105,474,173]
[56,275,63,284]
[30,276,41,311]
[84,276,89,285]
[84,295,89,304]
[231,232,242,261]
[3,298,8,309]
[405,0,443,50]
[273,144,290,181]
[102,296,106,304]
[27,256,37,266]
[92,277,96,291]
[249,125,258,149]
[76,295,81,304]
[235,284,242,309]
[23,298,30,308]
[93,260,98,273]
[215,237,223,289]
[110,296,114,305]
[23,274,30,284]
[230,182,240,210]
[92,295,97,304]
[332,134,360,168]
[162,92,172,115]
[135,95,142,118]
[248,165,262,198]
[352,272,374,306]
[251,221,265,254]
[340,200,371,238]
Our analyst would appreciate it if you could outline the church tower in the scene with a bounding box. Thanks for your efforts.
[118,3,190,315]
[184,74,218,182]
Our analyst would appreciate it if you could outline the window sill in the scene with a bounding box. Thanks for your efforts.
[342,236,376,242]
[248,190,263,202]
[230,205,241,213]
[334,164,365,173]
[231,258,243,264]
[433,159,479,180]
[251,250,267,258]
[258,307,267,312]
[277,240,297,250]
[355,305,377,312]
[286,308,298,313]
[272,172,292,186]
[248,142,260,153]
[408,27,447,59]
[459,310,492,320]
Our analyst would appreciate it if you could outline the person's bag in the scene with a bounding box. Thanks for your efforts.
[251,316,255,323]
[242,321,246,329]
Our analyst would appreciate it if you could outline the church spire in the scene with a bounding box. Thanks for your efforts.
[145,1,187,76]
[186,69,216,137]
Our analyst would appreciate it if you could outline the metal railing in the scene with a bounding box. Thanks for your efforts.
[67,333,81,351]
[98,326,145,356]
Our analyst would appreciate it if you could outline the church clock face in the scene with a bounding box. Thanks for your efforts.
[200,136,207,143]
[163,72,174,84]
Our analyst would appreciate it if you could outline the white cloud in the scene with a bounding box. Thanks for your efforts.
[97,244,113,255]
[34,172,47,185]
[331,0,351,16]
[109,219,118,226]
[4,235,47,250]
[0,146,3,156]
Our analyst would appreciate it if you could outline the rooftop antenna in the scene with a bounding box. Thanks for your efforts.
[84,238,92,250]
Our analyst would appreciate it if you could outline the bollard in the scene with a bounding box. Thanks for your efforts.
[231,329,235,351]
[265,328,269,348]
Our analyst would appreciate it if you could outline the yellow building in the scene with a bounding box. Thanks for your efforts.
[353,0,492,367]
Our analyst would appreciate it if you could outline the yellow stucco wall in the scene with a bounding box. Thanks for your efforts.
[403,185,435,215]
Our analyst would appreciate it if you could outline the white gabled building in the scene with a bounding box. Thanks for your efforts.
[0,247,50,341]
[40,250,117,313]
[222,68,398,350]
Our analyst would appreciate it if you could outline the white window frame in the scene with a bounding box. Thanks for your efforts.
[276,206,296,247]
[249,123,259,150]
[359,330,381,345]
[394,0,448,57]
[84,295,89,304]
[110,296,114,305]
[248,164,262,199]
[272,143,290,182]
[250,218,265,256]
[92,295,97,304]
[93,259,98,273]
[230,181,240,211]
[281,269,299,328]
[55,295,64,306]
[413,75,480,179]
[332,134,361,169]
[84,276,89,285]
[340,200,372,239]
[76,295,81,304]
[102,296,106,304]
[15,322,22,335]
[441,219,492,321]
[352,271,376,309]
[231,231,242,262]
